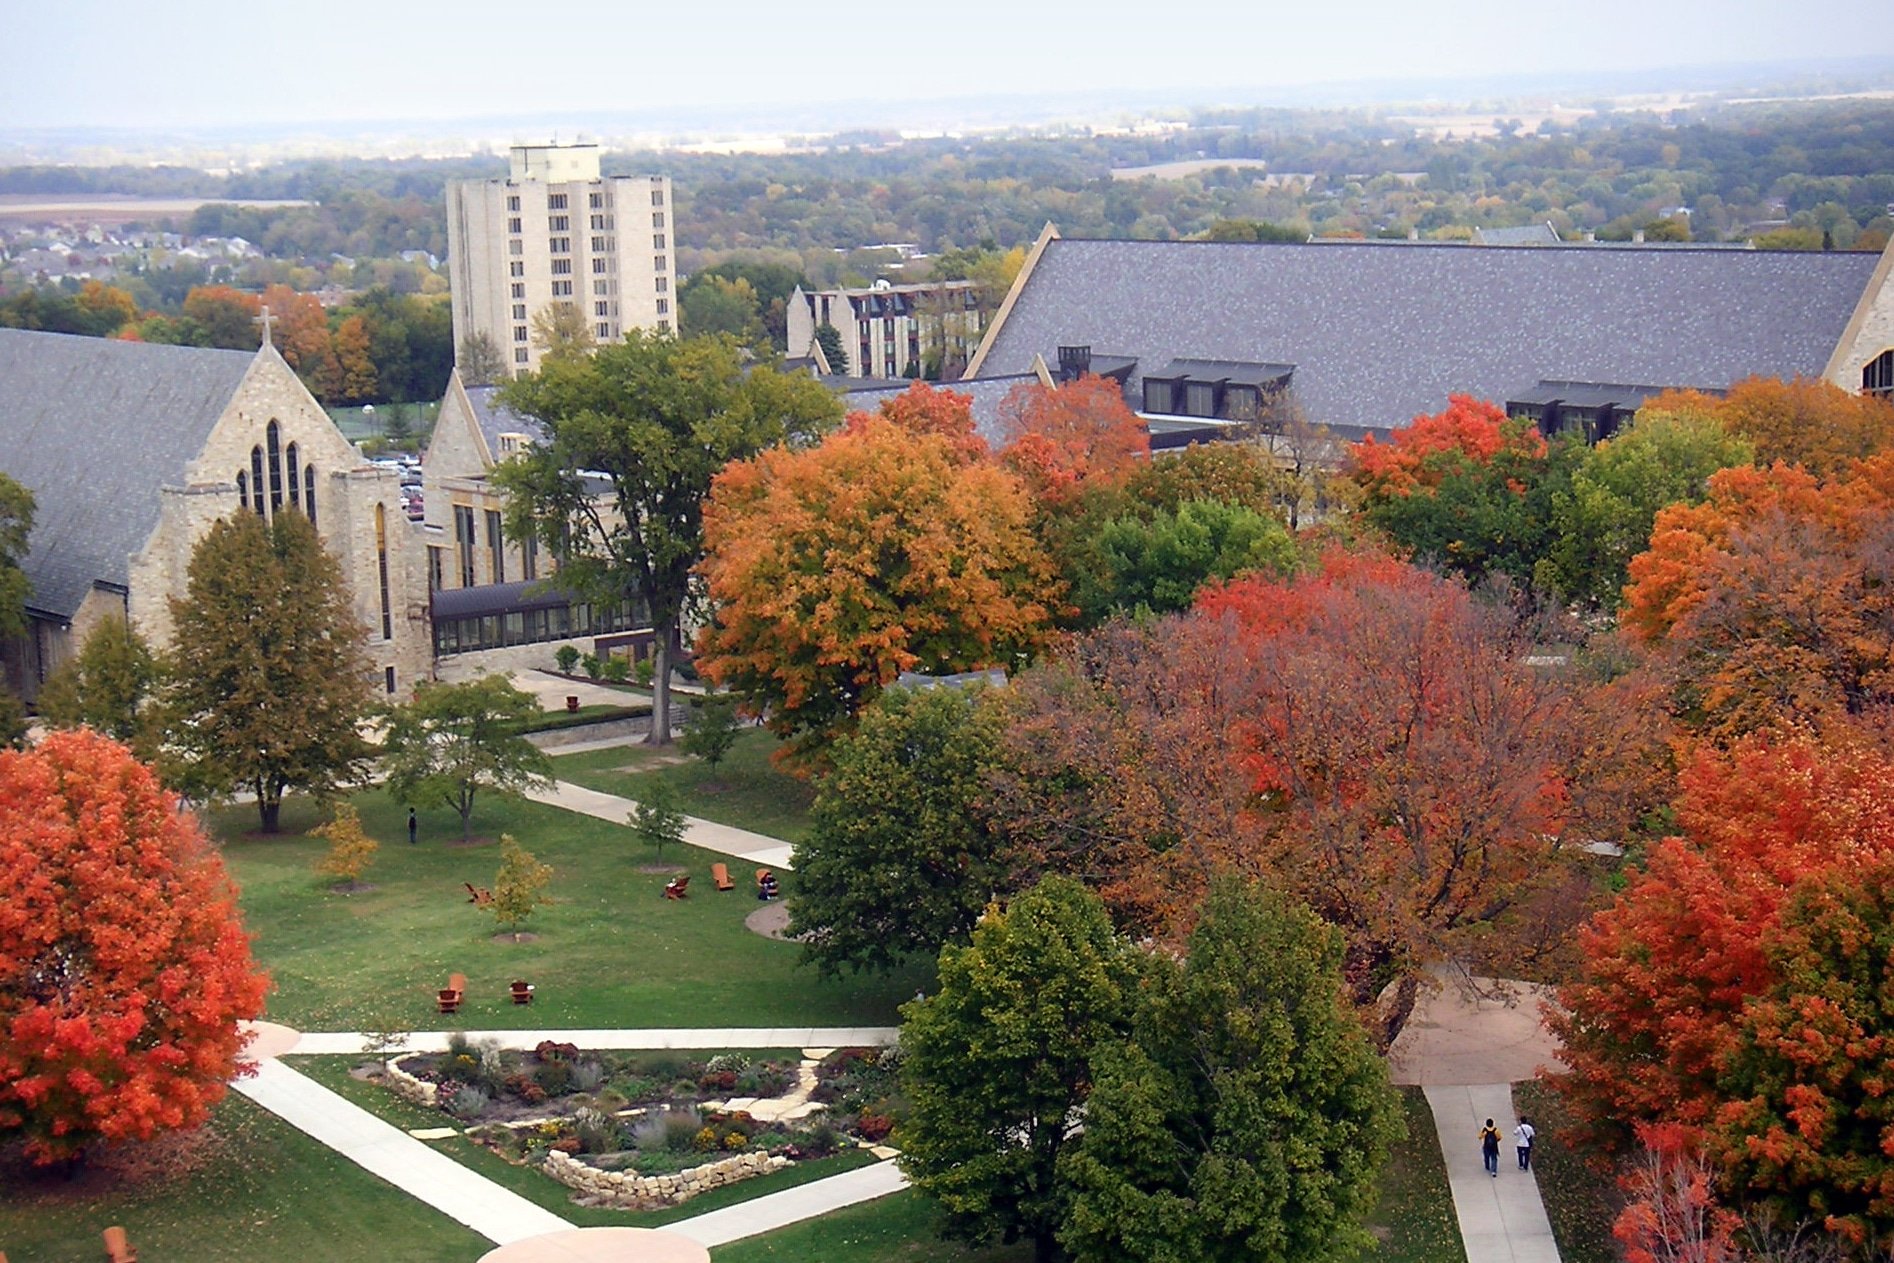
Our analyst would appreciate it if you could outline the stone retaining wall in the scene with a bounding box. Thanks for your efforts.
[543,1147,788,1207]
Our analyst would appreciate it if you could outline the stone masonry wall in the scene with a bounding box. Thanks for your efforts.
[1827,241,1894,394]
[542,1147,788,1208]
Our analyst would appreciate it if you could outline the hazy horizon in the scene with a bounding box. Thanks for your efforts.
[8,0,1894,138]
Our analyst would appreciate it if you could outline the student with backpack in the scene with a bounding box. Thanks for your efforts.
[1479,1118,1502,1177]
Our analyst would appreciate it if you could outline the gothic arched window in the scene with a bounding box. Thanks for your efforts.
[286,442,301,513]
[266,420,284,511]
[374,503,393,641]
[237,470,248,510]
[305,465,317,528]
[250,446,267,517]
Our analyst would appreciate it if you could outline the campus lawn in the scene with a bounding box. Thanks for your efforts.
[1355,1086,1466,1262]
[551,728,818,845]
[1513,1080,1620,1263]
[0,1092,485,1263]
[710,1189,1032,1263]
[294,1055,882,1229]
[212,790,926,1033]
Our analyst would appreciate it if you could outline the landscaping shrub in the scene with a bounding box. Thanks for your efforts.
[581,653,602,679]
[534,1040,579,1063]
[534,1059,574,1096]
[662,1107,702,1152]
[704,1053,751,1074]
[693,1125,722,1152]
[570,1059,606,1093]
[446,1085,490,1119]
[555,645,580,674]
[698,1070,739,1092]
[504,1073,549,1105]
[723,1130,749,1150]
[573,1106,617,1154]
[603,656,631,684]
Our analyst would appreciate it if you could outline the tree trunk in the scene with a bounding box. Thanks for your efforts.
[1033,1229,1063,1263]
[258,794,282,834]
[648,619,674,745]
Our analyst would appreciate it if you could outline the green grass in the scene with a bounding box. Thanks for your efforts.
[711,1189,1032,1263]
[1354,1086,1465,1261]
[552,728,818,845]
[520,701,650,734]
[0,1092,485,1263]
[292,1055,880,1228]
[214,789,924,1032]
[1513,1080,1621,1263]
[710,1085,1460,1263]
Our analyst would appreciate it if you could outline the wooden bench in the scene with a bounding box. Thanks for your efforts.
[663,874,690,900]
[510,980,535,1005]
[103,1226,137,1262]
[711,862,735,891]
[438,972,466,1014]
[464,882,493,906]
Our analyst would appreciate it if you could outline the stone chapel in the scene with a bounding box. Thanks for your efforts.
[0,326,432,703]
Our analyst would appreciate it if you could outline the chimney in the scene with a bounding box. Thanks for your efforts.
[1057,345,1092,380]
[1633,229,1646,244]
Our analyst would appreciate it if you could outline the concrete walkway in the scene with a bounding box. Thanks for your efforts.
[1425,1084,1561,1263]
[524,779,796,871]
[232,1056,574,1245]
[667,1158,908,1248]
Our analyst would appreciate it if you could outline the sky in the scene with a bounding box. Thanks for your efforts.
[6,0,1894,133]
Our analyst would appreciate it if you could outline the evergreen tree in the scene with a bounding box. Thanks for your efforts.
[1060,881,1401,1263]
[163,512,375,832]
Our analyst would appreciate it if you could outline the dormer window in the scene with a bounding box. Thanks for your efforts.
[496,432,528,457]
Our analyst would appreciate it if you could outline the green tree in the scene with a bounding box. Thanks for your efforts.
[0,471,34,641]
[163,512,375,832]
[529,301,593,360]
[1061,881,1401,1263]
[628,777,687,860]
[790,685,1008,975]
[680,692,743,777]
[679,274,767,346]
[35,615,161,755]
[381,674,554,841]
[1078,499,1298,622]
[495,332,843,745]
[813,322,847,372]
[899,876,1141,1263]
[458,331,509,386]
[0,686,24,751]
[488,834,554,940]
[1543,409,1754,609]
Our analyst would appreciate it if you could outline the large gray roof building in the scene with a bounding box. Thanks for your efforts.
[0,329,254,622]
[969,228,1894,437]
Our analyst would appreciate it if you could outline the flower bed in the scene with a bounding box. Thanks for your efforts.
[365,1037,901,1208]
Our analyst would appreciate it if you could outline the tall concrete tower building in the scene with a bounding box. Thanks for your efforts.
[446,143,675,378]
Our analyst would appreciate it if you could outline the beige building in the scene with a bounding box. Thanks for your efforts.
[786,280,984,380]
[421,369,649,681]
[0,329,430,702]
[447,143,676,379]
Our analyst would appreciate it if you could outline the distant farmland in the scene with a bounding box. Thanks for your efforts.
[0,195,315,224]
[1109,157,1272,181]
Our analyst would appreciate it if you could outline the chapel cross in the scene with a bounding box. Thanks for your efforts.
[254,305,275,347]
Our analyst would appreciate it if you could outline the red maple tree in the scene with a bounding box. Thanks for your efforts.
[849,381,987,463]
[0,729,270,1164]
[1348,393,1546,501]
[997,375,1148,502]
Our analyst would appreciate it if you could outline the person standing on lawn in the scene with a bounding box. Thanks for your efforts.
[408,807,418,845]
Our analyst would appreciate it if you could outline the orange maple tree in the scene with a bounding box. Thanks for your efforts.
[996,375,1148,503]
[1622,453,1894,741]
[1640,376,1894,478]
[1348,393,1547,501]
[696,415,1061,767]
[1551,729,1894,1147]
[0,730,269,1164]
[849,381,987,463]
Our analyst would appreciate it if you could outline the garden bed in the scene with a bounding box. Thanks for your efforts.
[363,1038,907,1209]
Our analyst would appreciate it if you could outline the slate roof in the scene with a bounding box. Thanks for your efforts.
[843,373,1041,448]
[1472,222,1563,247]
[976,238,1879,434]
[462,385,547,459]
[0,329,256,621]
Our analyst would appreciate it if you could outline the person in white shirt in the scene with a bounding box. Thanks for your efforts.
[1515,1117,1536,1170]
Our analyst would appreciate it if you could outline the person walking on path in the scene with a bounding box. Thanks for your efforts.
[408,808,418,845]
[1515,1116,1536,1171]
[1480,1118,1502,1177]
